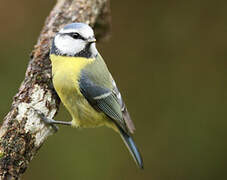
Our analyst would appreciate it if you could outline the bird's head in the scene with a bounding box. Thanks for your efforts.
[51,23,97,58]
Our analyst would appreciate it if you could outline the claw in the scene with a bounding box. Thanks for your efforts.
[32,107,59,133]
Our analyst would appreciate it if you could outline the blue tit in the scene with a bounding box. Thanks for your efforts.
[46,23,143,169]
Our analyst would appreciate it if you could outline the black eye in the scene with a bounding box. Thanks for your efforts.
[71,33,80,39]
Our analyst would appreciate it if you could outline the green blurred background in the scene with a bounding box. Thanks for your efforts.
[1,0,227,179]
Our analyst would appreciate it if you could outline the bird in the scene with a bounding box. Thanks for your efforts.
[44,22,143,169]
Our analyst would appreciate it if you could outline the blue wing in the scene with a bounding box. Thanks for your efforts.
[78,54,142,168]
[79,70,127,132]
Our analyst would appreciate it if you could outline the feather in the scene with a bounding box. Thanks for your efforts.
[117,125,143,169]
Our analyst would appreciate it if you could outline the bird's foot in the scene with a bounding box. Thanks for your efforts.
[31,108,59,133]
[32,107,72,129]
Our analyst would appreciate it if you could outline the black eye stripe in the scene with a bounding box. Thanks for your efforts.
[66,33,86,40]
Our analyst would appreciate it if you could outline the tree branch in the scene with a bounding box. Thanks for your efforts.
[0,0,111,179]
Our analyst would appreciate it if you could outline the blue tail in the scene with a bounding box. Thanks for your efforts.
[118,127,144,169]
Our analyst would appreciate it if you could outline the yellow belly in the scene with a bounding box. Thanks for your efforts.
[50,54,107,128]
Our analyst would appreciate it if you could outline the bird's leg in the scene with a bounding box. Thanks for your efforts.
[32,108,72,132]
[41,116,72,126]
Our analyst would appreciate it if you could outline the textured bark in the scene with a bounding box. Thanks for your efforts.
[0,0,111,179]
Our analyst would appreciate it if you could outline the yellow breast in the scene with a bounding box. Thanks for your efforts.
[50,54,106,128]
[50,54,94,93]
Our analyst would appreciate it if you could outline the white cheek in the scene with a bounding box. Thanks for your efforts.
[55,35,85,55]
[90,43,98,57]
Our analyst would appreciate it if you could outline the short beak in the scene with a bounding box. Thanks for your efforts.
[87,37,96,43]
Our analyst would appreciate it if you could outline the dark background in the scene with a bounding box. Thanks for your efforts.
[1,0,227,179]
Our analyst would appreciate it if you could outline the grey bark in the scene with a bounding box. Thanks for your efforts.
[0,0,111,179]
